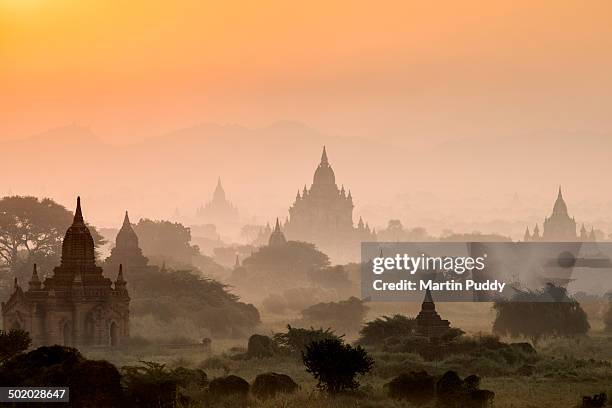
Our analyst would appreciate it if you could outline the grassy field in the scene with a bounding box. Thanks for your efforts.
[82,333,612,407]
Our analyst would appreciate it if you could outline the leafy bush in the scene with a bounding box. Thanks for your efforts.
[122,360,207,407]
[436,370,495,408]
[208,375,249,399]
[493,284,590,343]
[385,370,434,403]
[273,325,341,354]
[247,334,277,358]
[0,346,122,407]
[299,297,368,335]
[0,329,31,363]
[302,338,374,394]
[251,372,299,399]
[358,315,417,346]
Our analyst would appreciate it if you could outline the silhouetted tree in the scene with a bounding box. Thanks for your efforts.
[130,267,260,337]
[493,284,590,344]
[242,241,329,279]
[302,338,373,394]
[0,329,31,363]
[134,219,199,267]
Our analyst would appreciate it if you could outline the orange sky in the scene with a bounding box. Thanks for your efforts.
[2,0,612,144]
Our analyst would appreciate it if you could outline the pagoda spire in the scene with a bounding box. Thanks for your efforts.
[123,210,131,226]
[423,288,434,304]
[29,264,41,291]
[320,146,329,166]
[74,196,84,224]
[116,264,125,283]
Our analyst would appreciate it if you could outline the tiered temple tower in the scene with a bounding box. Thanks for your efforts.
[105,211,149,275]
[524,188,593,242]
[2,197,130,347]
[284,147,376,262]
[415,289,450,338]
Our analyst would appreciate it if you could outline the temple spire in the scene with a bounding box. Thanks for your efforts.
[320,146,329,166]
[123,211,131,226]
[268,217,287,246]
[117,264,124,281]
[423,288,434,304]
[74,196,84,224]
[29,264,41,290]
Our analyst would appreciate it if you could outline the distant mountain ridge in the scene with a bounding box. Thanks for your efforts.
[1,122,610,233]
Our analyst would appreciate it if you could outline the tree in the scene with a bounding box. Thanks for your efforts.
[0,329,31,363]
[493,284,590,344]
[302,338,373,394]
[0,196,104,278]
[133,219,200,267]
[300,297,368,335]
[241,240,329,284]
[129,267,261,337]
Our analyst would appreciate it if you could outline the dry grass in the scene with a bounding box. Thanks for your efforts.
[82,334,612,408]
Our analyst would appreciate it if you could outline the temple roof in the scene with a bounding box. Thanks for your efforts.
[116,211,140,249]
[60,197,96,268]
[552,187,568,215]
[268,218,287,247]
[313,146,336,186]
[212,177,227,202]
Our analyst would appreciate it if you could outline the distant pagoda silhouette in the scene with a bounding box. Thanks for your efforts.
[106,211,149,273]
[284,147,376,262]
[196,177,239,223]
[2,197,130,347]
[524,187,595,242]
[415,289,450,338]
[268,218,287,247]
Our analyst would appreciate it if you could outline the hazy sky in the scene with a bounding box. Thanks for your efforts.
[2,0,612,145]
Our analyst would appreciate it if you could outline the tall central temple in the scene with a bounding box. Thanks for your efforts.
[284,147,376,262]
[524,188,595,242]
[2,198,130,347]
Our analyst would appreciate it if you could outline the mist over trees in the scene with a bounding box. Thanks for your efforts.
[129,265,260,338]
